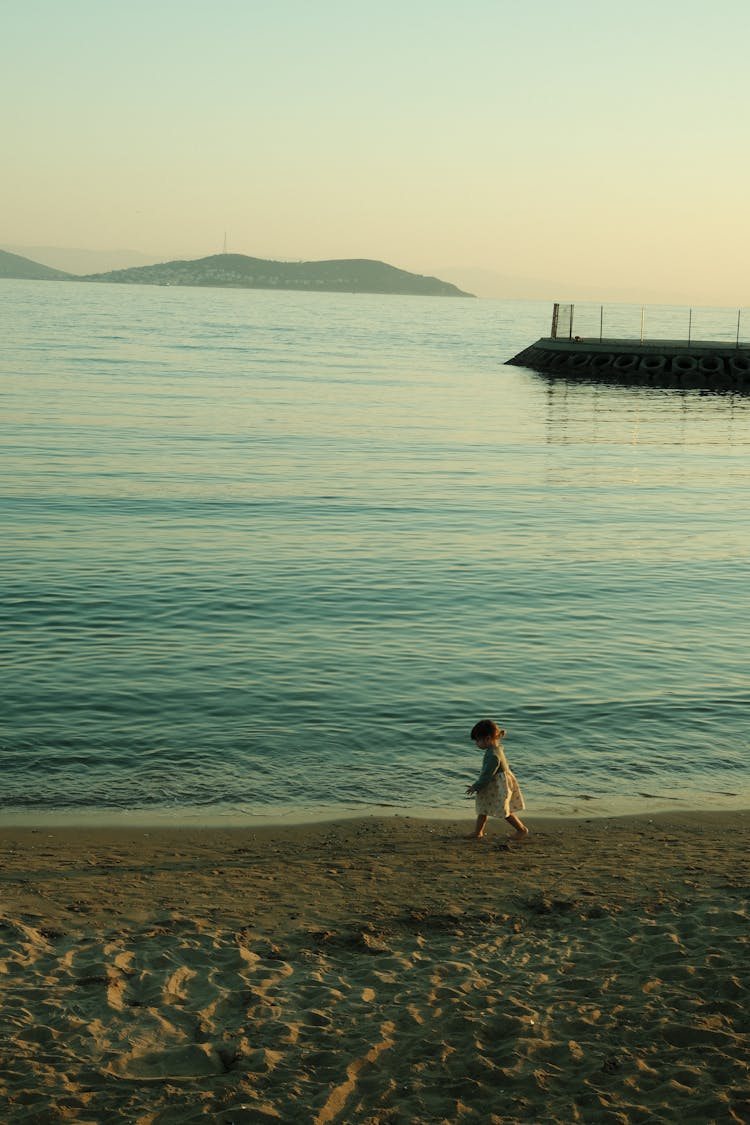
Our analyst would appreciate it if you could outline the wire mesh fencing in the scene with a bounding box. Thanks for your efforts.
[550,303,750,346]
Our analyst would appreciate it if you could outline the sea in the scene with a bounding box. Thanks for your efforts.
[2,279,749,825]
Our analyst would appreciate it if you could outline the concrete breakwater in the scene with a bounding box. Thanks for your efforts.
[508,338,750,392]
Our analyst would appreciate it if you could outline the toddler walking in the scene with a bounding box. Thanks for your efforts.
[465,719,528,840]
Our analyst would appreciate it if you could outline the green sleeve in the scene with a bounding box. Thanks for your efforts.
[473,748,500,790]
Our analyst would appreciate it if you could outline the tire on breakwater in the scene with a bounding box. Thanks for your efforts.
[563,352,591,371]
[512,346,563,373]
[671,354,706,388]
[729,354,750,388]
[636,355,671,386]
[698,355,726,375]
[513,347,543,370]
[639,355,667,375]
[613,354,640,380]
[588,353,615,376]
[696,354,736,390]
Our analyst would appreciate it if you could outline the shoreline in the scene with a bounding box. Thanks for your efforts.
[1,810,748,1121]
[1,787,748,830]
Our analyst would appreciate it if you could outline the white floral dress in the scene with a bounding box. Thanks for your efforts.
[475,746,525,819]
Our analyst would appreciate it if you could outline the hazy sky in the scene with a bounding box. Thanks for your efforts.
[3,0,749,302]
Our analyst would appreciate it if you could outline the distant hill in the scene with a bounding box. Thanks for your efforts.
[0,248,71,281]
[4,244,165,275]
[80,254,474,297]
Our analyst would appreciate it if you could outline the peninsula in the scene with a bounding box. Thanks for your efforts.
[81,253,473,297]
[0,248,473,297]
[0,248,70,281]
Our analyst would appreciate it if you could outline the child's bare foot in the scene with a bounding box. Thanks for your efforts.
[510,827,529,842]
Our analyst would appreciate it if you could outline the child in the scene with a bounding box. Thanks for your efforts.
[465,719,528,841]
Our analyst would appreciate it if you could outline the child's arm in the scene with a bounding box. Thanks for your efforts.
[466,749,498,795]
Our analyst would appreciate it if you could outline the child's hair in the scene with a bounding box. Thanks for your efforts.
[470,719,503,741]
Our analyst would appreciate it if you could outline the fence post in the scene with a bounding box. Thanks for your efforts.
[600,305,603,342]
[688,308,692,344]
[551,303,559,339]
[737,309,741,348]
[640,305,645,343]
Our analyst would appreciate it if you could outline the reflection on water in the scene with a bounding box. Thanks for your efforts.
[541,375,750,447]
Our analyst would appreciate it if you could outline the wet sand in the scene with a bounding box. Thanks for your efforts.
[1,811,748,1123]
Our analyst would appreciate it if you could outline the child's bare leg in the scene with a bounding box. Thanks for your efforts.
[505,813,529,839]
[472,814,489,839]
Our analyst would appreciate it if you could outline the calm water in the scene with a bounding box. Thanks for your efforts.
[2,280,749,823]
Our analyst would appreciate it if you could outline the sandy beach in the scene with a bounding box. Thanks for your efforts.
[1,811,748,1123]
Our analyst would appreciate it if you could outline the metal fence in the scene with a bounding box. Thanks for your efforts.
[550,302,750,346]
